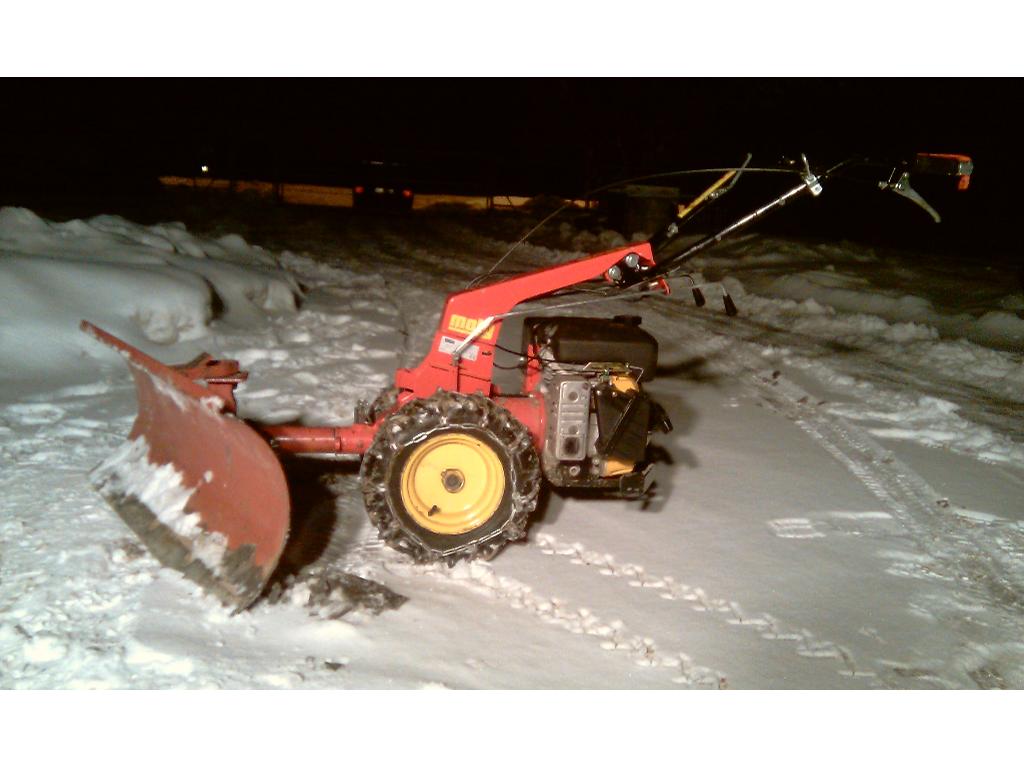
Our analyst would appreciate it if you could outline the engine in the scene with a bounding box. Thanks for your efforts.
[526,315,672,497]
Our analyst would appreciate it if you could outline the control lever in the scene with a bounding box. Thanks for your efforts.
[880,171,942,223]
[800,154,823,196]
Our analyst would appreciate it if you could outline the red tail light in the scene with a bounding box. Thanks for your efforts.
[354,186,364,194]
[402,189,412,198]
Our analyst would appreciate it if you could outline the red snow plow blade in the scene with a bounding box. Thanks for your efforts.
[82,321,289,610]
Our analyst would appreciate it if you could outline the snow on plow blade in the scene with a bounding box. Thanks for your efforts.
[82,321,289,610]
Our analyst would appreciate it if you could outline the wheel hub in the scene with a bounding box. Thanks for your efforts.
[441,469,466,493]
[400,433,506,535]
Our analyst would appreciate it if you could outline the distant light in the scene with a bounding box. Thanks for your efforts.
[354,186,364,194]
[200,165,209,174]
[402,189,412,198]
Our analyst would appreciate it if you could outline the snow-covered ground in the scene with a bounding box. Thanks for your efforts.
[2,200,1023,691]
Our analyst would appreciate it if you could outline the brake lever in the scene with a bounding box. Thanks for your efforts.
[880,170,942,223]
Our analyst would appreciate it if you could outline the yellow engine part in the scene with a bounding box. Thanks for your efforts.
[602,374,640,476]
[400,433,506,535]
[611,374,639,394]
[601,457,635,477]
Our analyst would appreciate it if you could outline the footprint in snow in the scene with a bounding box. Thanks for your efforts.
[768,518,826,539]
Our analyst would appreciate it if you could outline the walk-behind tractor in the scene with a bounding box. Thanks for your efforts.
[84,153,973,609]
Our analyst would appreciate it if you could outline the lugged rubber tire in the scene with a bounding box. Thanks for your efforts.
[359,391,541,565]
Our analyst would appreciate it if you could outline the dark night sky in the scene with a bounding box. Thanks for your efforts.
[1,79,1008,183]
[1,78,1019,257]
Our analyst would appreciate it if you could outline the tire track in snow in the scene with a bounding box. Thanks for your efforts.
[753,370,1024,611]
[331,528,727,688]
[646,294,1024,683]
[750,368,1024,685]
[409,557,728,688]
[278,481,727,689]
[532,533,873,682]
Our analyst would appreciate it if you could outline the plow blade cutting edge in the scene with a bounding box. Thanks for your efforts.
[82,321,290,610]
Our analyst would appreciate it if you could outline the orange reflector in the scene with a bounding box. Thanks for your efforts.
[915,153,973,191]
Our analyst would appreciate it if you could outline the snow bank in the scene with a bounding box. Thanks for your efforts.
[766,271,1024,349]
[667,234,1024,473]
[0,208,300,383]
[689,237,1024,352]
[558,223,628,254]
[826,393,1024,467]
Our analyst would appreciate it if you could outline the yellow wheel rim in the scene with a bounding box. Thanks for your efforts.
[400,432,506,535]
